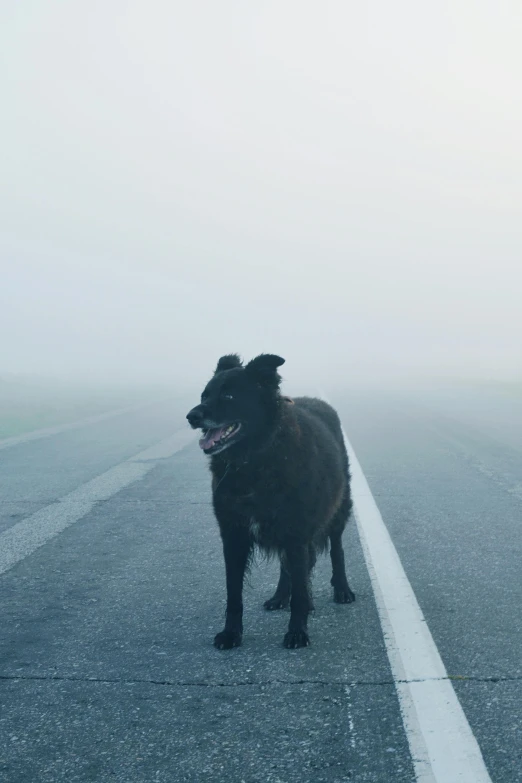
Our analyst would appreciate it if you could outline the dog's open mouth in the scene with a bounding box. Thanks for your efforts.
[199,423,242,454]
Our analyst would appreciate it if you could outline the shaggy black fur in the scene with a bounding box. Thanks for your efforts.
[186,353,355,649]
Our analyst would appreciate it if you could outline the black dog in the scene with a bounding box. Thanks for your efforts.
[186,354,355,649]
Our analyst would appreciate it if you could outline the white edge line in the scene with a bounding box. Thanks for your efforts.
[0,428,197,576]
[343,427,493,783]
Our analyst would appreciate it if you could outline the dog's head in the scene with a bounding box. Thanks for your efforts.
[186,353,285,456]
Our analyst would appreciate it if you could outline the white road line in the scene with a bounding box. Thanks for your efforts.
[0,400,165,452]
[0,428,196,577]
[345,431,493,783]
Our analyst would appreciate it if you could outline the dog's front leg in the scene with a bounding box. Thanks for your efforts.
[283,542,311,648]
[214,530,251,650]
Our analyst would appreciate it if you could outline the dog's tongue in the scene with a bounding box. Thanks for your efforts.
[199,426,226,451]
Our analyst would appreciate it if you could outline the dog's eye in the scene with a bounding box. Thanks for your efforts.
[222,393,234,401]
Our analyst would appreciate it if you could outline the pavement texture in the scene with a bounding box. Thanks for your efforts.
[333,387,522,783]
[1,385,521,782]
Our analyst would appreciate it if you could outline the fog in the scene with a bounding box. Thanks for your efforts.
[1,1,521,393]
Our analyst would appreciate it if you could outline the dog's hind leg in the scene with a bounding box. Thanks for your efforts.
[214,530,252,650]
[329,496,355,604]
[264,558,291,610]
[264,546,316,611]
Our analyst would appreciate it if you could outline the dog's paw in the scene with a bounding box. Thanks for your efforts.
[283,629,310,649]
[264,595,289,610]
[333,585,356,604]
[214,630,242,650]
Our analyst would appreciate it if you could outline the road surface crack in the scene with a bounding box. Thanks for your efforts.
[0,673,520,687]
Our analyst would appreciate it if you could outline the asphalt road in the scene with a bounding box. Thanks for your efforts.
[0,387,520,782]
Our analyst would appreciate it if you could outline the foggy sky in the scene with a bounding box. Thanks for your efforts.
[1,1,521,391]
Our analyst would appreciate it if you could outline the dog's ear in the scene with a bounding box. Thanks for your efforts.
[214,354,243,374]
[245,354,285,388]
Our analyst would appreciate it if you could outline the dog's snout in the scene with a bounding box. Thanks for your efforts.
[187,406,205,427]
